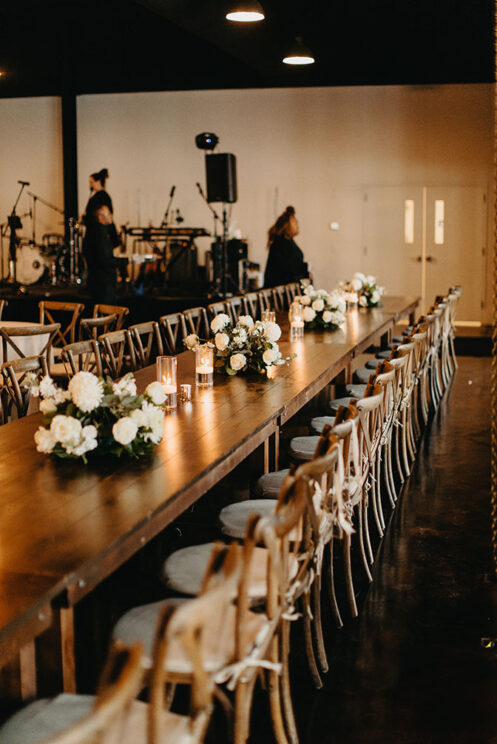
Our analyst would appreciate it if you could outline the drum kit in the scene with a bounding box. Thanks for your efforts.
[0,183,84,287]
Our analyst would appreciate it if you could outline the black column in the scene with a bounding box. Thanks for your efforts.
[61,94,78,235]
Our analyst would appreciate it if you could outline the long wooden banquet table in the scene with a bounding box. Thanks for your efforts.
[0,295,418,698]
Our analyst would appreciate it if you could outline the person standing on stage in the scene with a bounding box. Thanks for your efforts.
[263,205,310,288]
[83,205,118,304]
[83,168,120,249]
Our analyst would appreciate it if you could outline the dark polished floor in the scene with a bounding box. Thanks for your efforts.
[280,356,496,743]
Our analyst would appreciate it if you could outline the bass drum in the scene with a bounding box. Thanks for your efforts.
[16,245,47,285]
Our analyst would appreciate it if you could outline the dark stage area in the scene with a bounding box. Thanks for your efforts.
[265,356,495,743]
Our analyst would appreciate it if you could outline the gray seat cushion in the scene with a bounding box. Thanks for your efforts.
[310,415,335,434]
[289,435,320,462]
[366,358,379,370]
[352,367,371,384]
[345,383,367,398]
[329,396,352,414]
[113,599,182,660]
[376,349,391,360]
[253,469,289,498]
[162,542,215,596]
[0,695,94,744]
[219,499,275,539]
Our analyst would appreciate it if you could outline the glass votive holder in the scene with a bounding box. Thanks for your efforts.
[289,301,304,341]
[180,384,192,403]
[156,355,177,409]
[262,309,276,323]
[195,346,214,388]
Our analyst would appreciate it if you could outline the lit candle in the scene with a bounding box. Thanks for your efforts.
[262,309,276,323]
[156,356,177,409]
[196,347,214,388]
[289,301,304,341]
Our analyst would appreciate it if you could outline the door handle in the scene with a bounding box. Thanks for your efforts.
[411,255,422,263]
[426,255,436,263]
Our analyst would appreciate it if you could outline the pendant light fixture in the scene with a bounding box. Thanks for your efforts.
[282,37,315,65]
[226,1,265,22]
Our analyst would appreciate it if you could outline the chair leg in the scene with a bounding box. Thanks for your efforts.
[343,533,358,617]
[268,637,291,744]
[326,539,344,628]
[311,576,328,674]
[357,500,373,580]
[302,594,323,689]
[370,455,385,535]
[234,677,257,744]
[280,620,299,744]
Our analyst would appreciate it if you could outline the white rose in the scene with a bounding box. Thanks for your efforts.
[263,348,278,365]
[371,290,381,304]
[359,295,368,307]
[329,311,344,326]
[39,376,58,399]
[215,332,230,351]
[366,275,376,286]
[113,374,137,398]
[67,425,99,457]
[337,298,347,314]
[112,417,138,446]
[299,295,311,305]
[353,272,366,284]
[351,278,363,292]
[145,381,166,406]
[238,315,254,329]
[54,388,70,404]
[322,310,332,324]
[312,299,325,312]
[40,398,57,415]
[210,313,230,333]
[303,307,316,323]
[140,401,164,444]
[304,285,314,296]
[130,408,147,428]
[263,321,281,343]
[68,372,104,413]
[184,333,200,351]
[34,426,56,454]
[50,415,82,445]
[230,353,247,371]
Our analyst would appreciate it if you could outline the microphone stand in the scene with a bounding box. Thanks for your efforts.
[161,186,176,228]
[26,191,65,246]
[7,182,28,285]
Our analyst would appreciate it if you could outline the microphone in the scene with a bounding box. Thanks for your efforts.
[196,182,204,196]
[169,185,176,198]
[18,180,30,186]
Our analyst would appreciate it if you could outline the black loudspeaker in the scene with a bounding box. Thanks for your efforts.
[205,153,237,203]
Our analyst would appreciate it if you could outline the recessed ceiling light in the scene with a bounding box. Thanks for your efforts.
[283,37,315,66]
[226,1,265,22]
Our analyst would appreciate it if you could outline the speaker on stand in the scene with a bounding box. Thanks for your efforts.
[205,153,238,297]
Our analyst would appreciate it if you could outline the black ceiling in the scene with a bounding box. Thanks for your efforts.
[0,0,494,98]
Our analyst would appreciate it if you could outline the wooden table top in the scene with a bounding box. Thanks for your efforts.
[0,295,418,656]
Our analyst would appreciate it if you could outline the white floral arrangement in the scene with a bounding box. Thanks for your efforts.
[340,273,385,307]
[294,284,346,330]
[184,314,294,376]
[29,371,165,463]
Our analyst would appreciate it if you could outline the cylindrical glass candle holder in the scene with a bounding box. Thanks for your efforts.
[180,383,192,402]
[262,309,276,323]
[156,356,177,409]
[289,301,304,341]
[196,346,214,388]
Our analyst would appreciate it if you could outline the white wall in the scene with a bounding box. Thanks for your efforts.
[77,83,493,317]
[0,97,64,274]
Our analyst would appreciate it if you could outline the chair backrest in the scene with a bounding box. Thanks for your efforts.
[258,289,273,315]
[93,304,130,331]
[207,301,228,320]
[182,306,210,338]
[158,313,186,355]
[149,543,239,744]
[1,355,48,421]
[0,323,60,364]
[99,329,136,378]
[128,321,164,369]
[226,296,244,324]
[39,301,85,348]
[285,283,299,306]
[62,340,103,378]
[243,292,259,319]
[80,314,118,340]
[0,299,7,321]
[272,285,287,312]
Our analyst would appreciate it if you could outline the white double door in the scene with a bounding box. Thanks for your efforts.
[362,185,487,321]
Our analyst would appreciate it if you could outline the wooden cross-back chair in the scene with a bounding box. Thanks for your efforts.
[207,300,228,320]
[271,285,287,311]
[1,355,48,423]
[99,329,136,379]
[93,303,130,331]
[0,299,7,320]
[257,288,274,316]
[62,339,103,378]
[285,282,299,306]
[182,306,210,339]
[38,301,85,351]
[128,321,164,369]
[226,296,244,324]
[242,292,259,319]
[0,642,144,744]
[0,323,60,364]
[80,314,118,340]
[158,313,186,355]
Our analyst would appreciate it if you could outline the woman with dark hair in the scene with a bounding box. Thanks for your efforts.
[263,206,309,288]
[83,169,120,302]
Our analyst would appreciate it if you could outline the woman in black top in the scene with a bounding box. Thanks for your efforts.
[83,205,118,304]
[83,168,120,248]
[263,206,309,288]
